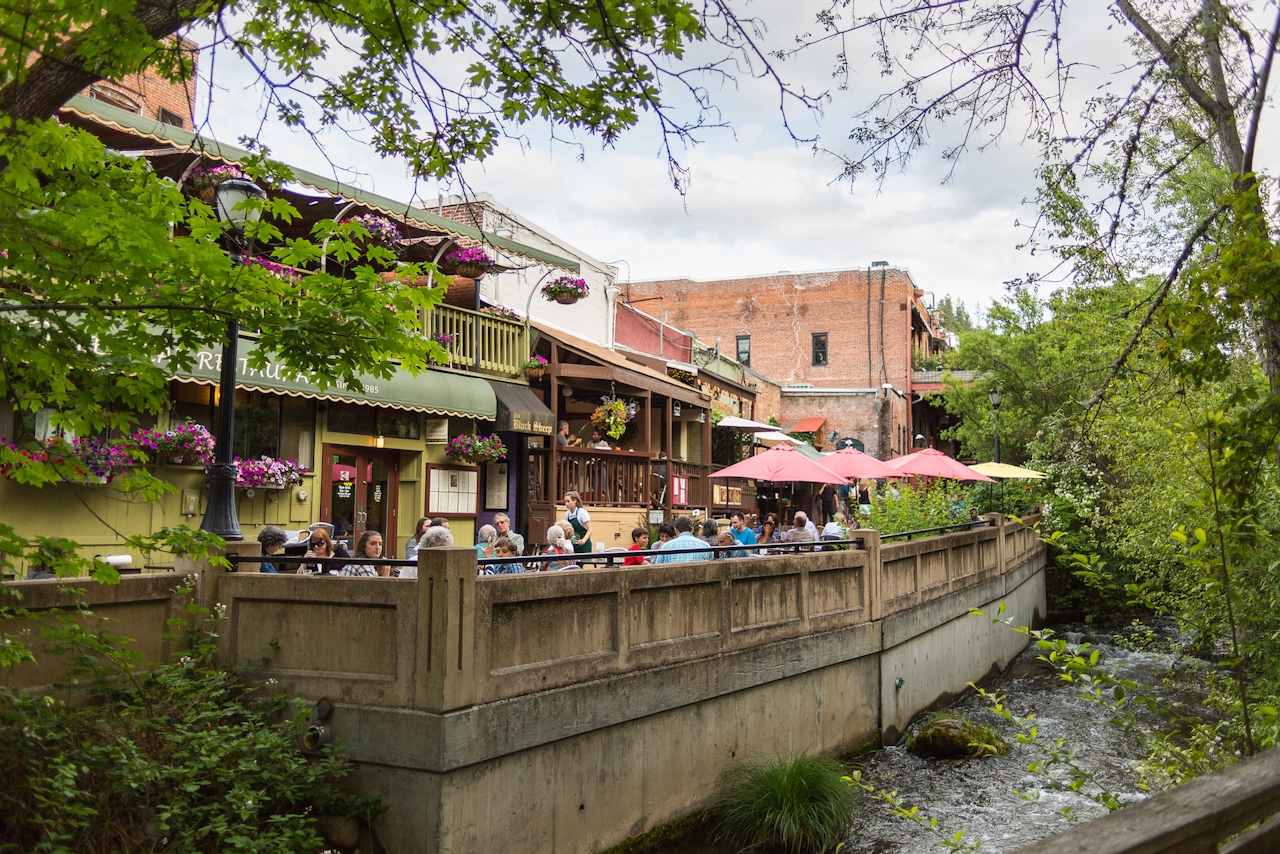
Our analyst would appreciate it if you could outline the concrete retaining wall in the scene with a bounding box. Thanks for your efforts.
[1,516,1046,854]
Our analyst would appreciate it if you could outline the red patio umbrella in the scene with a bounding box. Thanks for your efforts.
[710,444,847,484]
[884,448,997,482]
[820,448,905,480]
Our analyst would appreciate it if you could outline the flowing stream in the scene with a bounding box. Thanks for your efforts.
[653,618,1209,854]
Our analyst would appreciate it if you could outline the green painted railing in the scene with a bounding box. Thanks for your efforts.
[424,305,526,379]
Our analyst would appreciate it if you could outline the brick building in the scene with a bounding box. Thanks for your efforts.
[625,265,949,459]
[76,38,198,130]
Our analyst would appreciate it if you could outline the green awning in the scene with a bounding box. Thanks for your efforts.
[166,337,495,420]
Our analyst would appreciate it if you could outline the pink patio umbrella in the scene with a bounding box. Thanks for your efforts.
[710,444,847,484]
[884,447,997,482]
[821,448,905,481]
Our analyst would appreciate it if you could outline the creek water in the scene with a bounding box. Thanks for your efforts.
[653,618,1209,854]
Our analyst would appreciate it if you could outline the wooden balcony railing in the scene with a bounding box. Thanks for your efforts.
[424,304,526,379]
[556,447,652,507]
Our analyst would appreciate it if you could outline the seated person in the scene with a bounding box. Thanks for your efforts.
[624,526,649,566]
[402,525,452,579]
[655,522,677,550]
[491,537,526,574]
[256,526,289,573]
[556,420,583,447]
[717,530,749,559]
[543,525,573,571]
[700,519,720,545]
[493,513,524,555]
[342,530,386,577]
[655,516,713,564]
[730,512,758,546]
[783,512,817,548]
[475,524,498,560]
[589,428,612,449]
[302,529,348,575]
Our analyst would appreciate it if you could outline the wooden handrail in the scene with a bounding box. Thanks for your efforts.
[1015,747,1280,854]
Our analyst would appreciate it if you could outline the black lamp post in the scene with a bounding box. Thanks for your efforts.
[200,177,267,540]
[988,387,1002,464]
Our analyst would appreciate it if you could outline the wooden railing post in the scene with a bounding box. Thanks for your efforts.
[414,546,477,712]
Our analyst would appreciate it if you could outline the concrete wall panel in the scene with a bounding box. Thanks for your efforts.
[880,566,1046,744]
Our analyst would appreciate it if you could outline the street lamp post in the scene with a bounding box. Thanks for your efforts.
[988,386,1003,515]
[200,178,267,541]
[988,387,1002,464]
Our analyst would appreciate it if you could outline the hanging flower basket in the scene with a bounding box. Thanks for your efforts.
[443,247,495,279]
[71,437,134,484]
[349,214,403,255]
[590,395,637,440]
[541,276,589,305]
[185,164,245,205]
[134,422,216,465]
[445,433,507,465]
[524,355,548,381]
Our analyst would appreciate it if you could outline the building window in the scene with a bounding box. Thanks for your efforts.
[736,335,751,366]
[811,333,829,367]
[157,107,186,128]
[171,382,315,467]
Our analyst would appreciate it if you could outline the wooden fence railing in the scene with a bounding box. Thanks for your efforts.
[1016,746,1280,854]
[424,304,526,378]
[555,447,651,507]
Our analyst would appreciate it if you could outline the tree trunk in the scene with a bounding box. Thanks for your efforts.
[0,0,203,122]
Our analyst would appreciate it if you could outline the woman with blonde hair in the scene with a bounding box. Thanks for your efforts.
[857,478,875,516]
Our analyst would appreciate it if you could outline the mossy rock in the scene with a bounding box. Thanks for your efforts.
[906,715,1007,759]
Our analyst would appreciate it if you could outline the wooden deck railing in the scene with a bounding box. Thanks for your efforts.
[555,447,652,507]
[1017,746,1280,854]
[424,304,526,378]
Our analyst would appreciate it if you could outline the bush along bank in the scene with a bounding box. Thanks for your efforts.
[0,586,381,853]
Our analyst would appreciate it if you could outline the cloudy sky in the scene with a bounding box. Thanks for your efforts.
[195,0,1271,317]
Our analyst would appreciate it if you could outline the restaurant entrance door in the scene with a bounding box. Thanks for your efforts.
[319,445,400,555]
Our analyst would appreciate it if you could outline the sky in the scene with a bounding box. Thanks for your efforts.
[193,0,1275,318]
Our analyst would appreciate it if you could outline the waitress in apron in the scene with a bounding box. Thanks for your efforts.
[564,491,594,554]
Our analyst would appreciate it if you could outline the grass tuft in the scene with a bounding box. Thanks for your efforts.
[712,751,857,854]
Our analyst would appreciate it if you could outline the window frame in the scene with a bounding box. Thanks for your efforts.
[811,333,829,367]
[735,335,751,366]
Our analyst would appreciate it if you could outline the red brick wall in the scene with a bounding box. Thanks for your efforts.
[76,38,198,129]
[778,389,910,459]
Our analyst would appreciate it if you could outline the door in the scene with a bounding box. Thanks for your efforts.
[320,444,400,556]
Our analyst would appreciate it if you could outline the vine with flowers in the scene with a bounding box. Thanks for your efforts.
[591,395,637,440]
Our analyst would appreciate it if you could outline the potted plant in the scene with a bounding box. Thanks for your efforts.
[227,456,307,489]
[443,247,494,279]
[590,395,637,440]
[444,433,507,465]
[524,355,548,381]
[541,276,590,305]
[185,164,245,205]
[134,422,216,465]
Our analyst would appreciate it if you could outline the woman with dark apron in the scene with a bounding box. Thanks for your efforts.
[564,491,594,554]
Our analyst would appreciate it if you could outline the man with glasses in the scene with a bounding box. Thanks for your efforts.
[492,513,524,555]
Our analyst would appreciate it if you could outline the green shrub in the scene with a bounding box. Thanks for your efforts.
[712,752,857,854]
[0,604,380,853]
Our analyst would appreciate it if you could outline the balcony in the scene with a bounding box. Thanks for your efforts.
[424,304,527,380]
[528,447,712,510]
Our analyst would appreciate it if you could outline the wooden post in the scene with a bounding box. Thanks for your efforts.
[642,391,652,454]
[862,528,882,622]
[663,396,674,518]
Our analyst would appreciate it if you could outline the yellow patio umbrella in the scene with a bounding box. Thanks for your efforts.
[968,462,1048,479]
